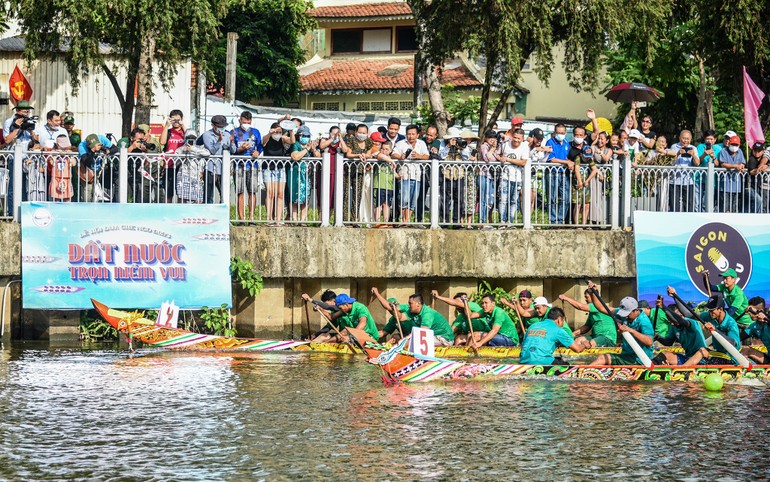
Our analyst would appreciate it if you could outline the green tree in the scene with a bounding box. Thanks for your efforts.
[408,0,671,136]
[13,0,225,136]
[605,0,770,139]
[211,0,315,106]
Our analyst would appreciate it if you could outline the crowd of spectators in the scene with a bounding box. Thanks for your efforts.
[2,101,769,224]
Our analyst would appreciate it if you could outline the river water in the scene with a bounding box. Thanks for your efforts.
[0,343,768,481]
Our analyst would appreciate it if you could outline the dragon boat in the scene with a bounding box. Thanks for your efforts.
[91,300,761,361]
[362,339,770,385]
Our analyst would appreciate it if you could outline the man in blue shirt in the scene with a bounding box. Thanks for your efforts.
[78,134,117,202]
[586,286,654,366]
[230,111,263,220]
[544,123,572,224]
[201,115,230,204]
[520,307,585,365]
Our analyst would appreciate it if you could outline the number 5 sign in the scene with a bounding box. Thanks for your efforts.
[409,327,435,357]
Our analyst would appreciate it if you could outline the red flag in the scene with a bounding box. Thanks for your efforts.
[9,66,32,103]
[743,66,766,146]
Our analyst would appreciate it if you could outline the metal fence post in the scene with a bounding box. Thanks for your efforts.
[430,157,439,229]
[321,152,331,227]
[119,148,128,204]
[221,152,231,206]
[706,162,715,213]
[523,159,532,229]
[622,156,632,228]
[611,158,619,230]
[12,144,23,222]
[334,152,344,227]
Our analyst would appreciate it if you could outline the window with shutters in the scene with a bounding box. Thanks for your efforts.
[371,101,384,111]
[356,101,371,111]
[312,102,326,111]
[385,101,399,111]
[400,101,414,111]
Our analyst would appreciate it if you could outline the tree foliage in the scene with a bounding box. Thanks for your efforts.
[605,0,770,139]
[418,85,481,127]
[408,0,671,133]
[211,0,315,106]
[13,0,225,135]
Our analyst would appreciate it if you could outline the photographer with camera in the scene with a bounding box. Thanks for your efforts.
[3,100,38,147]
[437,127,467,226]
[118,127,162,203]
[78,134,118,202]
[35,110,69,150]
[665,130,700,212]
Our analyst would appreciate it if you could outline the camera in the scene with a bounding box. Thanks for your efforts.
[458,139,468,149]
[140,140,158,152]
[705,142,712,149]
[11,114,37,132]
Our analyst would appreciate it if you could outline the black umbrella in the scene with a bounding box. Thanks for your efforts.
[605,82,664,103]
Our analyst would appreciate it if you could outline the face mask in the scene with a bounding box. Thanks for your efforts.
[299,136,310,145]
[573,136,584,145]
[555,134,565,142]
[240,123,251,131]
[272,133,282,141]
[356,133,367,141]
[729,145,739,153]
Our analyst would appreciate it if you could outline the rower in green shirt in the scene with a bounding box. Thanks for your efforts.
[319,293,379,343]
[703,268,752,329]
[371,288,413,343]
[431,290,490,346]
[470,294,520,348]
[697,293,741,364]
[740,299,770,365]
[404,293,455,346]
[653,296,710,366]
[521,307,586,364]
[639,299,672,339]
[560,290,617,347]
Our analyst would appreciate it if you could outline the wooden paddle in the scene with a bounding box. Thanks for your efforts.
[462,297,481,356]
[390,301,405,338]
[314,307,361,355]
[512,296,527,338]
[652,294,661,332]
[590,287,653,368]
[704,271,713,297]
[303,300,312,341]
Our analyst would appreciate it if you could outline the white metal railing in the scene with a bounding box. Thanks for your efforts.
[1,146,765,227]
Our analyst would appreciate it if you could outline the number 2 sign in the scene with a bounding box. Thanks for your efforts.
[409,327,435,357]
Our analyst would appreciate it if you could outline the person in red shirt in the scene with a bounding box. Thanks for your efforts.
[159,109,186,202]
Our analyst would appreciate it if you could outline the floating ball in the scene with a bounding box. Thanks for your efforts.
[704,373,724,391]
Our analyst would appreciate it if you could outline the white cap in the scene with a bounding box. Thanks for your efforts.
[724,130,737,138]
[443,127,463,140]
[627,129,642,139]
[534,296,551,307]
[617,296,639,317]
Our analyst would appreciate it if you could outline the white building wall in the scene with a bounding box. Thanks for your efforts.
[0,54,192,137]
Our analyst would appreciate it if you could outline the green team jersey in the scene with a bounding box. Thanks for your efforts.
[585,303,618,344]
[716,284,752,327]
[482,306,520,345]
[407,305,455,342]
[336,301,379,340]
[382,303,413,336]
[452,301,489,333]
[648,307,671,338]
[659,317,707,357]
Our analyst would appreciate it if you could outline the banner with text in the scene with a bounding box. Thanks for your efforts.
[634,211,768,304]
[21,203,232,309]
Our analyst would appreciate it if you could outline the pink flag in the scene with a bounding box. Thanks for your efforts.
[743,66,766,146]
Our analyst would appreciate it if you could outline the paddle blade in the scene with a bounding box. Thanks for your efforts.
[347,327,376,346]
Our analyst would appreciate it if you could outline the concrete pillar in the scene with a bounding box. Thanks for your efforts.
[236,278,285,339]
[45,310,81,343]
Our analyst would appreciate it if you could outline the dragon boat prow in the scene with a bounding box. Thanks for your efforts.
[90,299,311,352]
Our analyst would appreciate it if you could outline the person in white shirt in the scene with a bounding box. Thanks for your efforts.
[392,124,429,224]
[497,128,529,225]
[35,110,69,150]
[624,129,644,166]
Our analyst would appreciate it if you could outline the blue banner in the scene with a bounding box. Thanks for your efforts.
[634,211,768,304]
[21,202,232,309]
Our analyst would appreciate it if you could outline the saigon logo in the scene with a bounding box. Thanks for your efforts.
[685,222,752,295]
